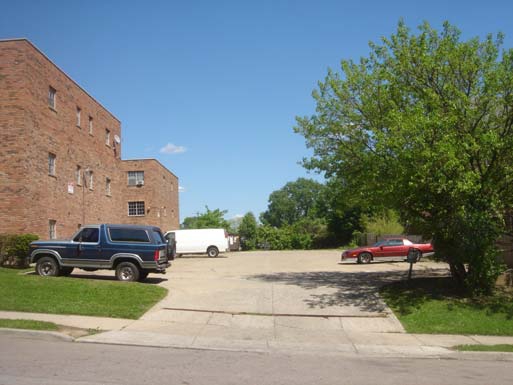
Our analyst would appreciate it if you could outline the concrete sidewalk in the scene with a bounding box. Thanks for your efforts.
[3,309,513,358]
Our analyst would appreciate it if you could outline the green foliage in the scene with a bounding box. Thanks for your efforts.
[255,219,329,250]
[362,210,404,236]
[182,206,230,230]
[0,234,39,268]
[239,212,258,250]
[260,178,326,227]
[295,20,513,293]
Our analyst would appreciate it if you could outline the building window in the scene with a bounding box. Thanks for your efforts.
[127,171,144,186]
[76,165,82,185]
[106,177,111,196]
[128,201,145,216]
[49,220,57,239]
[87,171,94,190]
[88,116,93,135]
[48,153,56,176]
[48,87,56,109]
[105,129,110,146]
[76,107,81,127]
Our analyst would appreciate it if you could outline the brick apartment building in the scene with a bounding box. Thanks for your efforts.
[0,39,179,239]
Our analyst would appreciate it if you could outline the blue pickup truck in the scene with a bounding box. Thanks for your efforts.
[29,224,173,282]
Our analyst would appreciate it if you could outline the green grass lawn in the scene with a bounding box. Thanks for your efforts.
[0,267,167,319]
[380,277,513,336]
[0,318,58,331]
[453,344,513,352]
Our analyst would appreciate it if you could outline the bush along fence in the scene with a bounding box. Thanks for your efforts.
[0,234,39,268]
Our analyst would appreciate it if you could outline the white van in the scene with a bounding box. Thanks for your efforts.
[164,228,229,258]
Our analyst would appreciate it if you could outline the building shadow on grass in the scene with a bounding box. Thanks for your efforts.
[248,267,449,314]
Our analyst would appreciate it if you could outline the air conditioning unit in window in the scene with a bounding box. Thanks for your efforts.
[136,181,144,187]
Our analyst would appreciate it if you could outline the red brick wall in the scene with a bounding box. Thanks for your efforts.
[120,159,180,231]
[0,39,179,239]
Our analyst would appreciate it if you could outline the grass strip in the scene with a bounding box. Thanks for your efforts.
[380,277,513,336]
[0,318,59,331]
[0,267,167,319]
[453,344,513,352]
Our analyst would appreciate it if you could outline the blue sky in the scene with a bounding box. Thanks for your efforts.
[2,0,513,221]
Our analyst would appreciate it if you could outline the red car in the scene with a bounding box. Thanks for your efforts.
[340,237,434,264]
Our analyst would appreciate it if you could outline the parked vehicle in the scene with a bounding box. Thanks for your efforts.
[164,228,229,258]
[340,237,434,264]
[30,224,173,281]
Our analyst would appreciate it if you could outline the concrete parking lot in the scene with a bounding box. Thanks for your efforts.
[109,249,452,352]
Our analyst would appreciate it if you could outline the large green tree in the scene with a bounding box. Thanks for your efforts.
[295,21,513,293]
[260,178,326,227]
[238,212,258,250]
[182,206,230,230]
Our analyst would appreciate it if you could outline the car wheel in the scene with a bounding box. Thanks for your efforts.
[36,256,60,277]
[414,249,422,262]
[59,267,74,276]
[138,271,149,282]
[115,262,140,282]
[358,252,372,264]
[207,246,219,258]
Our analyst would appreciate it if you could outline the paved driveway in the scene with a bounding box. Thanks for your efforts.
[73,250,453,352]
[154,249,448,317]
[126,250,450,346]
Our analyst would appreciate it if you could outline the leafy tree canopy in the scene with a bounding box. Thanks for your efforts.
[260,178,326,227]
[181,206,230,230]
[295,21,513,293]
[238,212,258,250]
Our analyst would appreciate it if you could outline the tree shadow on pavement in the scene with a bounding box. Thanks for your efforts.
[248,268,449,314]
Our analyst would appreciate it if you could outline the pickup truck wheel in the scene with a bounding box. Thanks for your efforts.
[59,267,74,276]
[358,252,372,264]
[138,271,149,282]
[207,246,219,258]
[36,257,60,277]
[115,262,140,282]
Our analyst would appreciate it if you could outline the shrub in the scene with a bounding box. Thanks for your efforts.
[0,234,39,268]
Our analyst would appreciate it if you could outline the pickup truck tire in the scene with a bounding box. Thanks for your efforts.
[138,271,149,282]
[115,262,140,282]
[59,267,74,276]
[207,246,219,258]
[36,256,60,277]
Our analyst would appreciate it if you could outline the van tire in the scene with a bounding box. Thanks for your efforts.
[207,246,219,258]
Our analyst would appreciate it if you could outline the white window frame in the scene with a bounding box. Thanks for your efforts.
[76,106,81,127]
[128,201,145,216]
[105,129,111,146]
[88,116,93,135]
[48,87,56,109]
[48,153,56,176]
[88,171,94,190]
[49,220,56,239]
[127,171,144,186]
[106,177,111,196]
[76,165,82,185]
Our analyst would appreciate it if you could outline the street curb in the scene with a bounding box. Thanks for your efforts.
[0,327,74,342]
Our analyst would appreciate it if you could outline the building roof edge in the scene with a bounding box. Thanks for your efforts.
[0,38,121,123]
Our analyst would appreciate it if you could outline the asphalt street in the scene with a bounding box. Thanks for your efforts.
[1,333,512,385]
